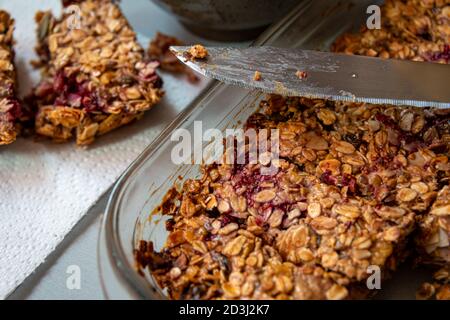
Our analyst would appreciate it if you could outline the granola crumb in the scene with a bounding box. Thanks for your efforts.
[253,71,262,81]
[295,70,307,79]
[188,44,208,59]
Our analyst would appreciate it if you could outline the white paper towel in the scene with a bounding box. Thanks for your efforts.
[0,0,211,299]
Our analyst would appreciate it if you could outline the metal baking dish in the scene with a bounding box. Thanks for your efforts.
[99,0,430,299]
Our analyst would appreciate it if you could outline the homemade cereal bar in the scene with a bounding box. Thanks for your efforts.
[0,11,23,145]
[136,0,449,299]
[30,0,163,145]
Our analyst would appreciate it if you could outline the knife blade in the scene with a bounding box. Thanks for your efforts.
[170,46,450,109]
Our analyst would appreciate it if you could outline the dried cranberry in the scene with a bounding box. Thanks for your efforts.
[424,44,450,63]
[165,218,175,231]
[321,170,337,186]
[53,71,67,92]
[220,215,232,227]
[34,82,54,98]
[342,174,357,194]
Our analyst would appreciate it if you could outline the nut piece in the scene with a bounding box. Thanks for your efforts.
[254,189,276,203]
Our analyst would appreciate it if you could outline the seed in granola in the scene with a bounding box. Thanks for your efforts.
[376,206,407,219]
[218,200,231,213]
[321,251,339,268]
[326,284,348,300]
[222,235,247,256]
[383,227,401,242]
[317,109,336,125]
[368,119,380,132]
[353,236,372,249]
[192,240,208,254]
[436,285,450,300]
[241,280,255,297]
[302,148,317,161]
[400,112,414,132]
[219,223,239,235]
[254,189,276,203]
[416,282,435,300]
[396,188,418,202]
[268,209,284,228]
[334,141,356,154]
[307,202,321,218]
[222,282,241,298]
[205,195,218,210]
[375,130,388,146]
[411,116,425,134]
[311,216,337,230]
[125,87,142,100]
[298,248,315,262]
[306,133,328,151]
[230,195,247,212]
[430,204,450,216]
[353,249,372,260]
[169,267,182,279]
[332,204,361,219]
[318,159,341,175]
[288,208,301,220]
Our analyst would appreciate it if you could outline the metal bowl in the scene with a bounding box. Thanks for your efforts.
[151,0,301,41]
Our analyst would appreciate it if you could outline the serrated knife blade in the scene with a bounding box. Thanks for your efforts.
[170,46,450,109]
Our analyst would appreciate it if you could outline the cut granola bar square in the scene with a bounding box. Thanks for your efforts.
[30,0,163,145]
[0,10,23,146]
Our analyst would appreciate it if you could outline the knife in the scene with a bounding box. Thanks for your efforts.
[170,46,450,109]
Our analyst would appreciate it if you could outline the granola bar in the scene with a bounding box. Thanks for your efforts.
[137,94,447,299]
[137,0,450,299]
[0,11,23,145]
[30,0,163,145]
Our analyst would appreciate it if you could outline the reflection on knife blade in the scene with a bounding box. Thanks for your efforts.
[170,46,450,109]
